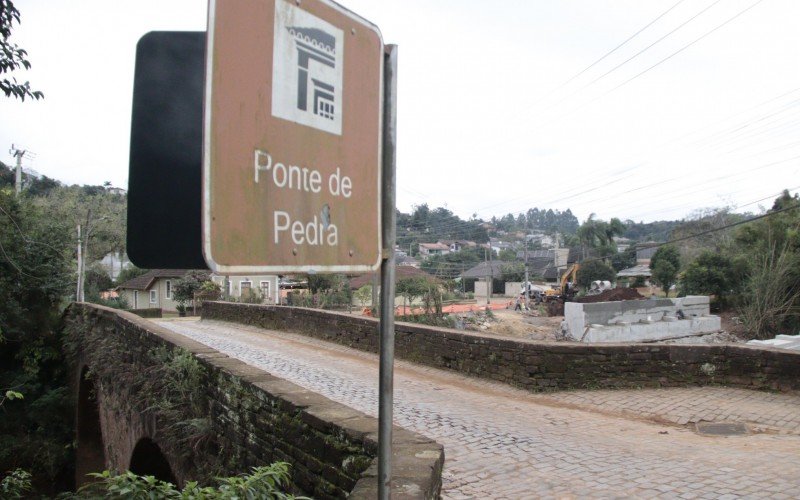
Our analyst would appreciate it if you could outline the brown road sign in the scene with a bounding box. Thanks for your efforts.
[203,0,384,274]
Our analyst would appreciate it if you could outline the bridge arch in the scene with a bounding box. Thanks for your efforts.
[76,365,106,485]
[129,437,178,485]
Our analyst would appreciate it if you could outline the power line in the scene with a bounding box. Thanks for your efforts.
[524,0,688,113]
[574,0,766,121]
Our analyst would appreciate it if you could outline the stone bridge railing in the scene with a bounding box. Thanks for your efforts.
[202,302,800,393]
[62,303,443,498]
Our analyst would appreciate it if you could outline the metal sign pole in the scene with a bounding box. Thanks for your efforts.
[378,44,398,500]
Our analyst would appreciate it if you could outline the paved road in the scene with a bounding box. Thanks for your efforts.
[157,318,800,499]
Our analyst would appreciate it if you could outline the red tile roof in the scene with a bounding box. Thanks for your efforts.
[116,269,201,291]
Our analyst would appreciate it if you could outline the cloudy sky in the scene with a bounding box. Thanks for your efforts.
[2,0,799,224]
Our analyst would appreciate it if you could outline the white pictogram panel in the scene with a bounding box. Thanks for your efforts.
[272,0,344,135]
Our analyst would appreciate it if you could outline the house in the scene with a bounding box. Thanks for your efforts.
[211,274,280,304]
[617,264,652,280]
[636,244,660,264]
[395,254,420,268]
[418,242,450,256]
[438,240,477,253]
[488,238,512,255]
[524,231,556,248]
[515,248,570,279]
[117,270,280,311]
[117,269,201,311]
[613,236,633,252]
[460,260,508,280]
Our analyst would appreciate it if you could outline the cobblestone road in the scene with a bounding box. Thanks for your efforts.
[157,318,800,499]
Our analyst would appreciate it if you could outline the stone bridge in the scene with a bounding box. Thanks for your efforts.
[63,304,443,498]
[64,302,800,498]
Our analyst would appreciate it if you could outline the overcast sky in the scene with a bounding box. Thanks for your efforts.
[2,0,799,224]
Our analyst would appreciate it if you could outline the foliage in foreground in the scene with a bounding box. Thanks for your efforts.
[1,468,31,498]
[1,463,309,499]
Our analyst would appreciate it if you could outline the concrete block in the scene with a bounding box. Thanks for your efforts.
[681,295,710,306]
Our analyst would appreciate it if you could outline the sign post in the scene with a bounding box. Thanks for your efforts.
[378,44,397,500]
[204,0,384,274]
[203,1,397,496]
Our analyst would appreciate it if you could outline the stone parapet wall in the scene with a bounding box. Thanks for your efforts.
[202,302,800,393]
[63,304,443,499]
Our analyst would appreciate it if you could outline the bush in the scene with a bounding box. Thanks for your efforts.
[738,243,800,339]
[680,251,738,308]
[1,469,31,498]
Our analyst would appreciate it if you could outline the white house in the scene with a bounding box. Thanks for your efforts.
[211,274,280,304]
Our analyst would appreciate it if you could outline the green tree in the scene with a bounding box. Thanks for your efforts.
[500,262,525,282]
[498,248,517,262]
[1,0,43,101]
[610,247,636,272]
[0,191,74,492]
[681,251,737,304]
[649,245,681,296]
[576,260,616,290]
[173,271,215,312]
[396,276,429,308]
[353,284,372,307]
[576,214,624,259]
[307,274,347,294]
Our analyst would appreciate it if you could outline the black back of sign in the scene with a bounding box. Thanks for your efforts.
[127,31,207,269]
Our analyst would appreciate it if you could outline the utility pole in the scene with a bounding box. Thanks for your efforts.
[9,145,26,195]
[524,237,529,303]
[486,244,492,305]
[76,225,83,302]
[75,209,108,303]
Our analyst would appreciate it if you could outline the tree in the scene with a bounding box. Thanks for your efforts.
[353,285,372,307]
[0,191,74,492]
[498,248,517,262]
[172,271,214,313]
[681,251,737,304]
[1,0,43,101]
[670,207,744,263]
[500,262,525,282]
[649,246,680,296]
[396,276,429,309]
[576,214,624,260]
[576,260,616,290]
[307,274,347,294]
[610,247,636,272]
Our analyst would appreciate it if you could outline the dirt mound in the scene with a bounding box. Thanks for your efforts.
[576,288,645,303]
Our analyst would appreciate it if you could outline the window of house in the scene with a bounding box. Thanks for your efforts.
[165,280,172,299]
[150,289,157,304]
[259,281,271,298]
[240,281,252,297]
[133,290,139,309]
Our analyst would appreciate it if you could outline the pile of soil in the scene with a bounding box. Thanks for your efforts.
[576,288,646,303]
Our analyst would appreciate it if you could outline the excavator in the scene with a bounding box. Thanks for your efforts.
[542,263,580,316]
